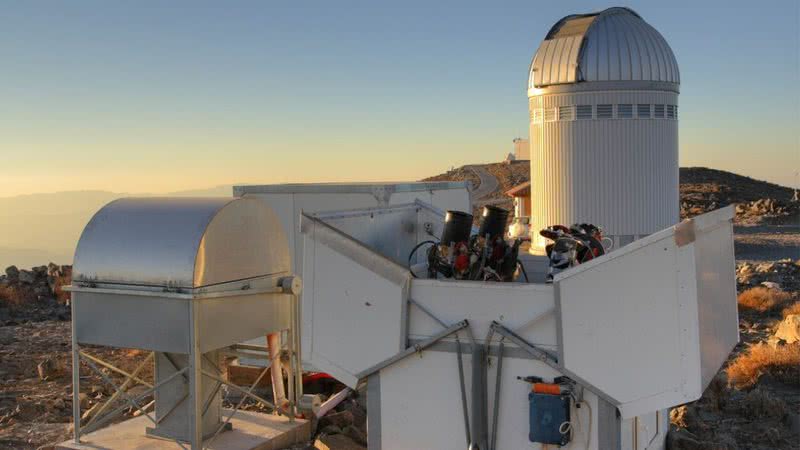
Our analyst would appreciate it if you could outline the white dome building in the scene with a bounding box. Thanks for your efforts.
[528,7,680,253]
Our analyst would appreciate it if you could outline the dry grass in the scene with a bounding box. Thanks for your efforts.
[737,287,795,313]
[782,301,800,318]
[53,274,71,304]
[726,343,800,388]
[0,283,36,307]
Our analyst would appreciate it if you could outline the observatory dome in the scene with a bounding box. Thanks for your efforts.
[529,7,679,89]
[527,7,681,254]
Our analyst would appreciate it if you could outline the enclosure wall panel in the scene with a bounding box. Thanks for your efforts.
[555,230,695,417]
[195,293,293,353]
[73,293,190,353]
[553,206,736,418]
[408,279,556,348]
[691,208,739,388]
[377,353,602,450]
[301,225,409,388]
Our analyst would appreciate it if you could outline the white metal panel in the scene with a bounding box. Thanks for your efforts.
[692,207,739,388]
[239,185,468,367]
[301,229,408,388]
[239,184,470,277]
[635,412,658,450]
[389,188,471,216]
[409,279,556,348]
[554,207,736,418]
[555,230,694,418]
[378,353,605,450]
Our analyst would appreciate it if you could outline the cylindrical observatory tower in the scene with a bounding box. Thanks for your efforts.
[527,7,680,253]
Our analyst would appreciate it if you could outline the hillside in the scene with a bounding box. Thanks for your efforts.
[425,163,798,224]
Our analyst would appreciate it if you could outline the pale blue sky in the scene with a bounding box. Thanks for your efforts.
[0,0,797,195]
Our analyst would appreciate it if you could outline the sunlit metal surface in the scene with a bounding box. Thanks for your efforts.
[529,7,680,88]
[73,197,290,288]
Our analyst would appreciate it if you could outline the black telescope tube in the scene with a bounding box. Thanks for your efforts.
[441,210,473,245]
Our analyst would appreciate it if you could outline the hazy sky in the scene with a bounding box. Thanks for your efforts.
[1,0,798,197]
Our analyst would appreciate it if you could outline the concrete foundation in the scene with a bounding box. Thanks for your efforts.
[56,410,311,450]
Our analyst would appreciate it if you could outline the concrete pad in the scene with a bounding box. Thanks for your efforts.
[56,409,311,450]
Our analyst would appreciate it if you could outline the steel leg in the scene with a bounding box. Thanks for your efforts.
[71,302,80,444]
[189,303,203,449]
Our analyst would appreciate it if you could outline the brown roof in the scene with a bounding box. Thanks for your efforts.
[506,181,531,197]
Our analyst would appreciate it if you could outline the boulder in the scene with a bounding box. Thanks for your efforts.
[18,270,35,285]
[47,263,60,277]
[4,266,19,284]
[774,314,800,344]
[31,265,48,277]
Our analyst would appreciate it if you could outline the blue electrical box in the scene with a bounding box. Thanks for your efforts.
[529,392,571,446]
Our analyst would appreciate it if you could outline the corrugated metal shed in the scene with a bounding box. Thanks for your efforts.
[529,7,680,88]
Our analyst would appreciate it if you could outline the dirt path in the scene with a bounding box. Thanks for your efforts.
[735,224,800,262]
[467,165,499,201]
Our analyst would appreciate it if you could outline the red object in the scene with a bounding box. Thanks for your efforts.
[454,253,470,272]
[303,372,334,384]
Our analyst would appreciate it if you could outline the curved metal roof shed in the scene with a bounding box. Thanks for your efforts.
[73,197,290,289]
[527,7,680,253]
[68,197,303,446]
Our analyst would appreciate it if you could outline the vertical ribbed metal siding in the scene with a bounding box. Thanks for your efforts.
[529,90,679,251]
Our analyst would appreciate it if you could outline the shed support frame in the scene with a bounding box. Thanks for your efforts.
[69,288,303,450]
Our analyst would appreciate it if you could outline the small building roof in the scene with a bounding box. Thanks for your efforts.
[506,181,531,197]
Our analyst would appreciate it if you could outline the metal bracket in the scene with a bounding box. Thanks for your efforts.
[489,321,559,368]
[355,320,469,379]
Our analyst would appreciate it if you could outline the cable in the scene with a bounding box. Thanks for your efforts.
[408,240,436,278]
[516,260,529,282]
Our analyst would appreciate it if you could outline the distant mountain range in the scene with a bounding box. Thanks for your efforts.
[0,167,795,271]
[0,186,235,269]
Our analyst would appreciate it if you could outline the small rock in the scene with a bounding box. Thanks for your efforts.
[318,410,354,430]
[767,336,787,349]
[774,314,800,344]
[37,359,57,380]
[18,270,35,285]
[666,427,702,450]
[320,424,343,436]
[314,433,366,450]
[760,281,781,290]
[343,425,367,446]
[31,266,48,277]
[4,266,19,284]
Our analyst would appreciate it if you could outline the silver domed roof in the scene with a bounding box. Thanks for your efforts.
[529,7,679,89]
